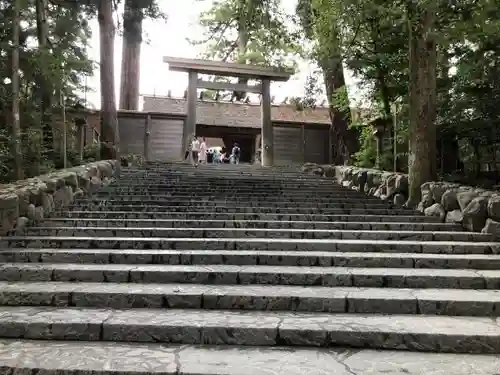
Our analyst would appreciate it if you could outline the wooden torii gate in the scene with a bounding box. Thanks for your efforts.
[163,57,293,166]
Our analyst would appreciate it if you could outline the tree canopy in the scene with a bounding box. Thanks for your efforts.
[4,0,500,200]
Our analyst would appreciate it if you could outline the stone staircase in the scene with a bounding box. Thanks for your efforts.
[0,162,499,374]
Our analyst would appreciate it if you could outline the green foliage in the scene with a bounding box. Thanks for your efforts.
[191,0,301,67]
[0,0,95,180]
[296,0,500,175]
[1,0,165,183]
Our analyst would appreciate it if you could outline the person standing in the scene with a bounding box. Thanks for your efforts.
[231,143,241,164]
[212,148,220,164]
[191,135,200,167]
[198,137,208,164]
[184,138,192,161]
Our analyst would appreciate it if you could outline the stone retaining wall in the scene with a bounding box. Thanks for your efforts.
[0,160,118,235]
[301,163,500,235]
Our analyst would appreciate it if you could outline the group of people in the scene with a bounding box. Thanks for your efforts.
[185,135,241,167]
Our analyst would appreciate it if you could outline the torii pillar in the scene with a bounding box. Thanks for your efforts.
[260,78,273,166]
[163,57,293,166]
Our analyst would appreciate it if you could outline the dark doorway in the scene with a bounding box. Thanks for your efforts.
[223,134,254,163]
[196,124,260,164]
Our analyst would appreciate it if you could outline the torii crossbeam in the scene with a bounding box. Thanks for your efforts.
[163,56,293,166]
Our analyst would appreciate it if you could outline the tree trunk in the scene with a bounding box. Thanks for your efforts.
[119,0,143,110]
[321,57,355,165]
[232,0,250,101]
[406,3,437,206]
[98,0,120,160]
[35,0,53,171]
[12,0,23,180]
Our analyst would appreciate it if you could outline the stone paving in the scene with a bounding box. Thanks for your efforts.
[0,162,500,373]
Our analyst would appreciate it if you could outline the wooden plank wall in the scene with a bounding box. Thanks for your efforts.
[117,111,186,161]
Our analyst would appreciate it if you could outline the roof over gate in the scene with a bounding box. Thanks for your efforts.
[163,57,293,81]
[142,96,331,127]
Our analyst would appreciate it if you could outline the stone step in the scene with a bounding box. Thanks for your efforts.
[124,177,330,183]
[101,188,374,198]
[0,306,497,353]
[76,199,396,209]
[101,187,359,194]
[0,281,499,316]
[22,227,490,242]
[0,263,497,289]
[41,218,463,231]
[2,236,496,254]
[121,173,325,180]
[3,248,499,269]
[67,204,413,215]
[125,173,313,179]
[103,182,343,188]
[92,193,384,202]
[58,211,442,222]
[3,340,499,375]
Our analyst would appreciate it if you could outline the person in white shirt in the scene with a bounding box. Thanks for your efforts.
[198,137,207,164]
[191,136,200,167]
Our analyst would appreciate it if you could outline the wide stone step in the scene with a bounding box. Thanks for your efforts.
[119,171,329,178]
[107,184,349,192]
[101,188,364,195]
[58,210,442,222]
[114,175,335,182]
[0,263,497,289]
[92,194,384,202]
[76,199,395,209]
[0,306,497,353]
[117,176,330,182]
[3,248,499,269]
[100,189,377,200]
[68,204,413,215]
[2,236,496,254]
[41,218,463,231]
[22,227,490,242]
[1,281,499,316]
[3,340,499,375]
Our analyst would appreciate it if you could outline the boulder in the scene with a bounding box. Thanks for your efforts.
[482,218,500,238]
[312,167,324,176]
[441,190,459,211]
[431,184,448,203]
[395,174,408,194]
[420,182,434,208]
[301,163,319,173]
[0,160,117,235]
[322,165,335,178]
[424,203,446,221]
[457,191,477,211]
[26,204,36,221]
[385,175,398,197]
[357,170,368,191]
[393,193,406,206]
[366,171,375,188]
[15,216,29,233]
[487,197,500,222]
[373,185,386,198]
[462,196,488,232]
[445,209,464,223]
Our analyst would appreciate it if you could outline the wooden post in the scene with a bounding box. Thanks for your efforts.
[144,113,151,161]
[77,123,85,162]
[184,70,198,150]
[392,103,397,172]
[301,124,306,163]
[260,78,273,166]
[254,133,261,164]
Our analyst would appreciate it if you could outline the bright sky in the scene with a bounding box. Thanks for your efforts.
[84,0,364,109]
